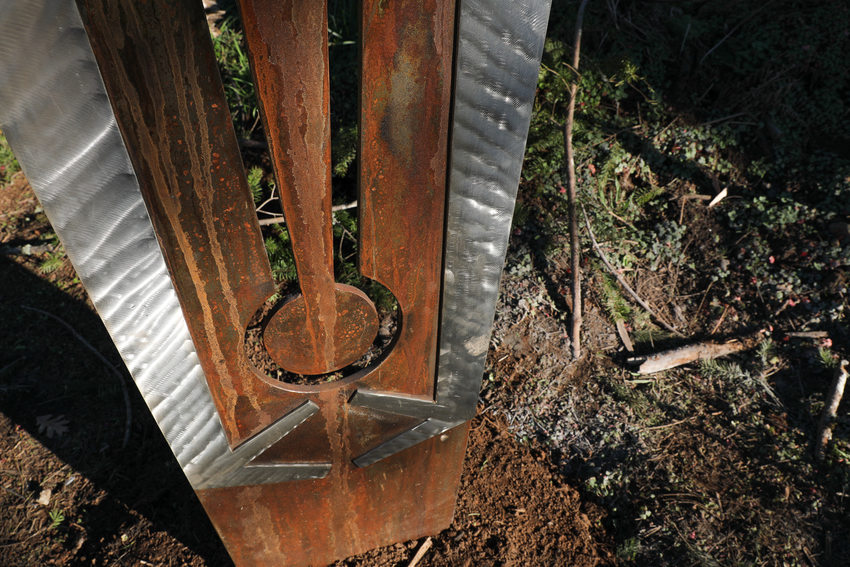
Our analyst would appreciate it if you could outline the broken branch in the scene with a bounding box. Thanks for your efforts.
[258,201,358,227]
[407,537,433,567]
[814,359,848,462]
[629,331,763,374]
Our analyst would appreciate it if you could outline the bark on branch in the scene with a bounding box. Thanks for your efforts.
[814,359,849,462]
[629,331,763,374]
[565,0,589,359]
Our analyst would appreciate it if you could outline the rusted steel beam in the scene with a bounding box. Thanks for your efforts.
[238,0,378,376]
[199,423,470,566]
[76,0,311,449]
[359,0,456,397]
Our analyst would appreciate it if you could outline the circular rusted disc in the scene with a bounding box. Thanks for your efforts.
[264,284,379,376]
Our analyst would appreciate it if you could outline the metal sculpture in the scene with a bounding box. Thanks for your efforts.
[0,0,552,564]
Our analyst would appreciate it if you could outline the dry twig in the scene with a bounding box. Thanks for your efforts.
[563,0,590,360]
[582,206,683,336]
[258,201,358,227]
[615,319,634,352]
[407,537,433,567]
[814,359,848,462]
[21,305,132,449]
[785,330,829,339]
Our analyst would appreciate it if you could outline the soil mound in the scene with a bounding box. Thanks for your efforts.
[340,415,614,566]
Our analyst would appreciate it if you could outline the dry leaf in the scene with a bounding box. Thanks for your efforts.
[36,414,70,438]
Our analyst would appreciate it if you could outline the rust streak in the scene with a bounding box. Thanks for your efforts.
[240,0,378,375]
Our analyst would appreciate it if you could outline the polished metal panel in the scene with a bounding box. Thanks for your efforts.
[352,418,462,468]
[350,0,552,460]
[438,0,553,416]
[0,0,327,490]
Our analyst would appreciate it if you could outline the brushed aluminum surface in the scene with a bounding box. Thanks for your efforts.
[0,0,327,489]
[350,0,552,459]
[438,0,552,417]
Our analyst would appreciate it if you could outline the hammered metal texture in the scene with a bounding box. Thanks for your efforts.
[350,0,553,459]
[0,0,327,490]
[437,0,552,414]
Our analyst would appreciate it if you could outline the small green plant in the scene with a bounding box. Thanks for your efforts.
[599,272,632,323]
[211,19,259,138]
[617,536,640,561]
[701,358,750,386]
[756,338,777,368]
[643,220,687,271]
[39,251,64,275]
[818,347,840,369]
[585,469,624,499]
[263,228,298,284]
[246,166,265,205]
[0,130,21,185]
[332,124,358,178]
[48,509,64,530]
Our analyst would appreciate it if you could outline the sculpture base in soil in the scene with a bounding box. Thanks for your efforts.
[198,425,468,566]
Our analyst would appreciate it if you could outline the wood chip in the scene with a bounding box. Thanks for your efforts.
[37,488,52,506]
[615,319,634,352]
[707,187,728,208]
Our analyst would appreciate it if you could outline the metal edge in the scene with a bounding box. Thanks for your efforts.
[351,418,462,468]
[349,389,440,421]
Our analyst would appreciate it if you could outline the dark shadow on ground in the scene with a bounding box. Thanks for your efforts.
[0,257,231,565]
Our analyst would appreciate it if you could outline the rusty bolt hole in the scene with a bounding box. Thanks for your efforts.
[244,281,400,385]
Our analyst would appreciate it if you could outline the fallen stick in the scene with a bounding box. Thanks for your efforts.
[615,319,634,352]
[785,330,829,339]
[707,187,728,208]
[582,206,684,337]
[629,332,763,374]
[814,359,849,462]
[407,536,433,567]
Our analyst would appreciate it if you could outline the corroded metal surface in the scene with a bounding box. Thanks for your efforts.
[357,0,456,397]
[350,0,553,462]
[239,0,379,375]
[1,0,554,563]
[75,0,306,449]
[0,0,326,490]
[75,0,466,563]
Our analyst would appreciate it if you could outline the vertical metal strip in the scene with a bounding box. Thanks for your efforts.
[349,0,553,464]
[436,0,553,415]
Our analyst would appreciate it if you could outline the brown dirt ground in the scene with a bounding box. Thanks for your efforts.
[1,176,613,565]
[339,416,613,567]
